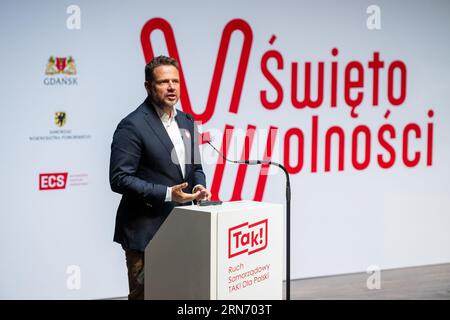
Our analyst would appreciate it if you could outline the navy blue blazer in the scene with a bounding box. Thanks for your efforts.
[109,98,206,251]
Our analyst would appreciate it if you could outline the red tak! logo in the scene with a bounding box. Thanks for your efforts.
[39,172,68,190]
[228,219,268,258]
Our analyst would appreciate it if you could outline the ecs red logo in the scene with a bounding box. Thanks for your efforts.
[228,219,268,258]
[39,173,68,190]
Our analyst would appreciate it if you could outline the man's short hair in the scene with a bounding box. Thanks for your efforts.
[145,55,179,82]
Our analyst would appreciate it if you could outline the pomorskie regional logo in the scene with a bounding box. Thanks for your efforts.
[55,112,66,127]
[44,56,78,85]
[28,111,91,142]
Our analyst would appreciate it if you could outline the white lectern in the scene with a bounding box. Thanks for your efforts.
[144,200,283,300]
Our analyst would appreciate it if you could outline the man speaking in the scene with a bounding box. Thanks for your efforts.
[109,55,211,300]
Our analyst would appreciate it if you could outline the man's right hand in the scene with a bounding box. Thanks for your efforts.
[171,182,204,203]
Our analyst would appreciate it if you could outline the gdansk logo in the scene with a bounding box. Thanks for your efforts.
[44,56,78,86]
[45,56,76,75]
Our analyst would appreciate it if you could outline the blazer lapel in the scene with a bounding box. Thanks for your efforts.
[142,99,184,180]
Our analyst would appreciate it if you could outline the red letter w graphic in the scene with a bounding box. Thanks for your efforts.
[141,17,252,124]
[140,18,276,201]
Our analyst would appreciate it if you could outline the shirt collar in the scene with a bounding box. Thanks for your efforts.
[153,105,177,124]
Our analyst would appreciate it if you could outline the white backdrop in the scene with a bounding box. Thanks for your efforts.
[0,0,449,299]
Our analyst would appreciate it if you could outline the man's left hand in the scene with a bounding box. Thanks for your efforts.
[192,185,212,201]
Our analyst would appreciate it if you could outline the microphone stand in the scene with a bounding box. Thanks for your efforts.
[205,140,292,301]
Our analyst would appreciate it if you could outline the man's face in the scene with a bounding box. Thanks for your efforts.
[146,65,180,109]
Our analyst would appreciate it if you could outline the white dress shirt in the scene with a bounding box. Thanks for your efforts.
[154,105,205,202]
[153,106,185,202]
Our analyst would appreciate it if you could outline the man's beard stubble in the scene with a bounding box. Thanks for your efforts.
[149,91,178,110]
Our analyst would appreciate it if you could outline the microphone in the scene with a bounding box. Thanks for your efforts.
[185,113,195,122]
[184,111,292,301]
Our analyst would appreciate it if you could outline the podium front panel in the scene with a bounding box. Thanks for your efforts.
[215,201,283,299]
